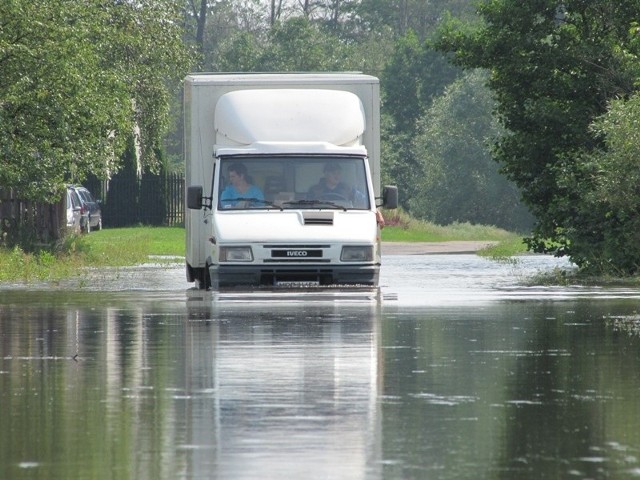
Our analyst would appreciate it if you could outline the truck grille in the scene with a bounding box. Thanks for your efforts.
[262,244,331,263]
[302,211,334,225]
[304,217,333,225]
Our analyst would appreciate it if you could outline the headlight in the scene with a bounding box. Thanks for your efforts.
[219,246,253,262]
[340,246,373,262]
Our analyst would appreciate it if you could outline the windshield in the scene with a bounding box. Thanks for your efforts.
[217,156,371,211]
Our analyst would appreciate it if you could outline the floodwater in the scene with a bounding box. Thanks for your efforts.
[2,254,640,479]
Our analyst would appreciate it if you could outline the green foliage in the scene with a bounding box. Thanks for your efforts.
[410,69,533,231]
[216,17,357,72]
[380,118,418,207]
[435,0,640,274]
[74,226,184,262]
[382,32,425,132]
[380,32,460,208]
[590,94,640,213]
[477,237,528,260]
[0,226,184,283]
[1,1,121,198]
[382,31,460,132]
[0,247,27,282]
[562,92,640,274]
[79,227,153,265]
[0,241,84,283]
[381,208,518,242]
[0,0,191,202]
[356,0,476,38]
[262,17,354,70]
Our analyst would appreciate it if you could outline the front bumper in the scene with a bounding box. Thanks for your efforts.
[209,263,380,288]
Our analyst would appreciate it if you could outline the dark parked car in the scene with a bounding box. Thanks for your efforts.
[71,185,102,233]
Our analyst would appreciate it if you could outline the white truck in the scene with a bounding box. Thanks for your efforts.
[184,73,397,289]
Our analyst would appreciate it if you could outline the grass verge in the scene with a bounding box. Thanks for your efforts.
[476,236,529,259]
[1,218,526,284]
[381,209,524,246]
[0,227,185,284]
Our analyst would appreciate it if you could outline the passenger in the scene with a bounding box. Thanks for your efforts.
[220,163,264,207]
[308,163,367,208]
[308,163,351,200]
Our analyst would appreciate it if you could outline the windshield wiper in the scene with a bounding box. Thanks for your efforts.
[282,199,347,211]
[224,197,283,211]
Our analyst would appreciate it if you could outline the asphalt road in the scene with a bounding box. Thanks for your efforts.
[381,241,498,255]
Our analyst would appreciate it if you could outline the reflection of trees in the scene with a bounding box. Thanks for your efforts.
[0,294,382,479]
[380,302,640,479]
[498,301,640,479]
[0,295,184,479]
[380,307,524,478]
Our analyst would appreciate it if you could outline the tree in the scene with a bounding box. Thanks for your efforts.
[410,70,532,230]
[382,31,425,132]
[356,0,476,39]
[108,1,192,174]
[217,16,356,71]
[381,31,460,207]
[0,0,190,202]
[436,1,640,273]
[191,1,271,71]
[186,0,208,53]
[1,1,124,199]
[566,92,640,274]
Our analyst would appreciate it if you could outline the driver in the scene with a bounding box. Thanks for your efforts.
[308,163,351,200]
[220,162,264,208]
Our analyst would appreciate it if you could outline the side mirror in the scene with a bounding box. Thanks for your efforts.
[187,185,204,210]
[382,185,398,209]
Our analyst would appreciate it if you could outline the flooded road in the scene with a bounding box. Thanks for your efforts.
[2,254,640,479]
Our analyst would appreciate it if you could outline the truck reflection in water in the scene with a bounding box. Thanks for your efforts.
[184,289,382,479]
[0,290,383,479]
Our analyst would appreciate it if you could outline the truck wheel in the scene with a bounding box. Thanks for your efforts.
[186,263,195,283]
[195,266,211,290]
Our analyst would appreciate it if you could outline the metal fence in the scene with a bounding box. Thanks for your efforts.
[164,173,185,226]
[86,172,185,228]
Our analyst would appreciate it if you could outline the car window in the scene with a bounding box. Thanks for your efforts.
[68,189,80,208]
[81,189,95,203]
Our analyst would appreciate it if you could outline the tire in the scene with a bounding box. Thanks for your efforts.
[195,266,211,290]
[186,263,194,283]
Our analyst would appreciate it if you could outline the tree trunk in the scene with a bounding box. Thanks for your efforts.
[301,0,311,17]
[271,0,283,26]
[195,0,207,52]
